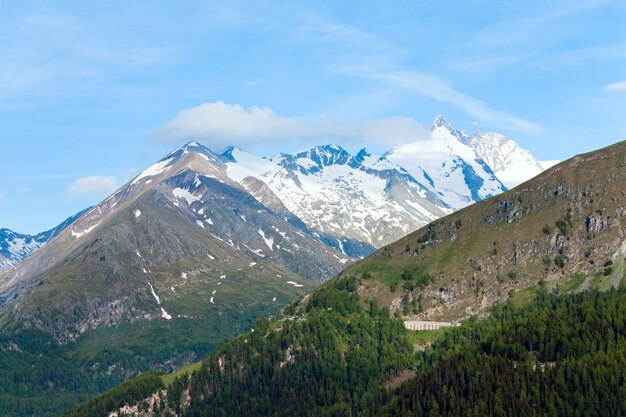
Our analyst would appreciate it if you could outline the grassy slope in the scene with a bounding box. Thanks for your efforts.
[68,263,313,365]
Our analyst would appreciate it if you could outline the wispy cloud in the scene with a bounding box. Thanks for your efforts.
[292,12,540,133]
[293,14,403,59]
[337,69,542,134]
[67,176,118,198]
[0,10,181,102]
[473,1,599,49]
[291,13,405,76]
[603,80,626,91]
[450,53,538,76]
[0,191,4,199]
[151,101,431,150]
[449,1,624,75]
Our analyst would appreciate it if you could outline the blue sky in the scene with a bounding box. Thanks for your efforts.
[1,0,625,233]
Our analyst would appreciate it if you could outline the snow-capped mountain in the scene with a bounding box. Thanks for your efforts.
[0,229,44,270]
[383,117,505,209]
[0,209,88,270]
[428,115,561,189]
[222,115,540,255]
[464,132,544,188]
[223,145,450,256]
[0,142,348,342]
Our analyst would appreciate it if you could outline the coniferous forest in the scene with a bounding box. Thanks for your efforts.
[66,279,626,417]
[386,289,626,417]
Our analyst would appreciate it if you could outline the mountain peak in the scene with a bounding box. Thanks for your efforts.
[181,140,214,155]
[221,145,241,161]
[310,144,347,155]
[285,144,352,169]
[163,140,213,160]
[355,148,371,162]
[430,114,454,131]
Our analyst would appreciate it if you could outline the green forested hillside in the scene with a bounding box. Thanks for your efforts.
[62,372,163,417]
[386,289,626,417]
[67,281,626,417]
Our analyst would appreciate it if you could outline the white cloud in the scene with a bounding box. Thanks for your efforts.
[0,191,4,199]
[67,176,118,198]
[604,80,626,91]
[151,101,431,150]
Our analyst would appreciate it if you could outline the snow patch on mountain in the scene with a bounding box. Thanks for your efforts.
[160,307,172,320]
[132,158,173,184]
[172,187,202,205]
[148,282,161,304]
[258,229,274,250]
[71,223,100,239]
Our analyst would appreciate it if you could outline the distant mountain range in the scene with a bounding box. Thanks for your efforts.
[0,208,88,270]
[0,115,557,342]
[1,115,552,268]
[222,115,555,255]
